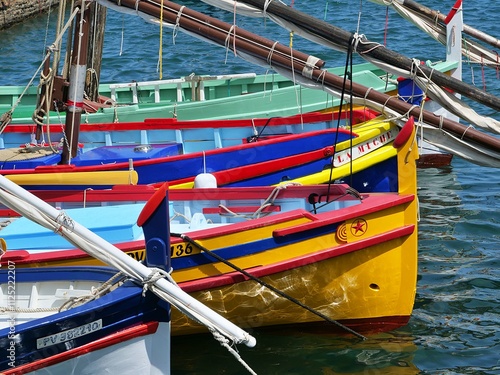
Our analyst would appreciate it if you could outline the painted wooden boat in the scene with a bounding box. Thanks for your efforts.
[0,118,419,336]
[0,266,173,374]
[0,110,406,193]
[0,179,256,374]
[1,61,457,125]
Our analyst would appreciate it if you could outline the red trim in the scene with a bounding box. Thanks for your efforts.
[444,0,462,24]
[393,116,414,149]
[4,322,160,374]
[161,145,335,187]
[66,100,84,108]
[265,315,411,335]
[2,111,371,134]
[273,194,414,238]
[23,184,349,204]
[180,224,415,292]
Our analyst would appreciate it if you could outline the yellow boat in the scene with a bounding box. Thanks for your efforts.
[0,117,418,336]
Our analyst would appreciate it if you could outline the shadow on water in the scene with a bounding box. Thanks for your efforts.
[171,327,420,375]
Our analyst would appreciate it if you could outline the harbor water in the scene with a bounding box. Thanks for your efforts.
[0,0,498,373]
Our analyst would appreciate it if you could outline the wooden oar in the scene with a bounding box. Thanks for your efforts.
[0,175,256,348]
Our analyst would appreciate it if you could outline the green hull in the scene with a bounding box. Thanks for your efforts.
[0,61,457,124]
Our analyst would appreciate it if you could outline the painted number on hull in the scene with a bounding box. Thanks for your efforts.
[37,319,103,349]
[171,242,195,258]
[126,242,196,261]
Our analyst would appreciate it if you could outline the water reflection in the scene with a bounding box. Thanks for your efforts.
[171,329,420,375]
[412,160,500,374]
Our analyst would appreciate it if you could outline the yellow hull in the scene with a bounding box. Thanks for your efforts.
[172,233,416,335]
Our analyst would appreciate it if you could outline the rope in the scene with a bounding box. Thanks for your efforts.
[170,232,367,340]
[59,272,127,311]
[0,272,126,314]
[210,329,258,375]
[218,182,301,219]
[142,267,171,296]
[158,0,164,79]
[0,6,78,128]
[172,5,185,45]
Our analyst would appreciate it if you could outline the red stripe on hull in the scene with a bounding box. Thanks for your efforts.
[4,322,159,374]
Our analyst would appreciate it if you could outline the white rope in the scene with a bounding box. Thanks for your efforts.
[142,268,171,296]
[210,329,258,375]
[172,5,185,45]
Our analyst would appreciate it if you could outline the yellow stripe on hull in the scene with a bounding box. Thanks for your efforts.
[171,121,398,190]
[5,170,139,186]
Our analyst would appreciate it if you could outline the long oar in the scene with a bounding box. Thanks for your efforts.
[0,175,256,348]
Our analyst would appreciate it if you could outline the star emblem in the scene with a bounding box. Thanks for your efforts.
[350,218,367,236]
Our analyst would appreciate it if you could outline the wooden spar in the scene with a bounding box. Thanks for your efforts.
[105,0,500,153]
[108,0,325,70]
[85,2,107,102]
[61,2,91,165]
[229,0,500,113]
[400,0,500,50]
[33,56,51,140]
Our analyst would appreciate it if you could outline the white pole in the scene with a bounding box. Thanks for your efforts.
[0,175,256,348]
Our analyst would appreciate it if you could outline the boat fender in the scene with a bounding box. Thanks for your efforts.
[189,213,208,230]
[194,173,217,188]
[393,116,415,149]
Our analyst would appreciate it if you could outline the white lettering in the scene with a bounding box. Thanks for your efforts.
[36,319,103,349]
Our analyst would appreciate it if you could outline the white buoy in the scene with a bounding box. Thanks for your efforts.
[194,173,217,188]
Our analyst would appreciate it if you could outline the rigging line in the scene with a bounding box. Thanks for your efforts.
[348,41,354,188]
[158,0,164,79]
[247,116,279,142]
[171,232,366,340]
[142,0,315,68]
[327,35,355,199]
[5,6,79,117]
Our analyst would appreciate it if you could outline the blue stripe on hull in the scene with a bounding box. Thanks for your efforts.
[171,221,341,270]
[133,131,349,184]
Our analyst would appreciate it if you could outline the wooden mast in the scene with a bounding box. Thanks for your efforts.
[85,2,107,102]
[60,1,91,165]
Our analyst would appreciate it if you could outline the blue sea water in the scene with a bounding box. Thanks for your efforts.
[0,1,499,374]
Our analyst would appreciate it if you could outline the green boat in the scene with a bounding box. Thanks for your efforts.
[0,61,457,125]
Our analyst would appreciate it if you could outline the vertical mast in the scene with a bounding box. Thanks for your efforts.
[60,1,91,165]
[85,2,107,102]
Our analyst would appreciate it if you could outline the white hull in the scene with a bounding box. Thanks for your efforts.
[22,323,171,375]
